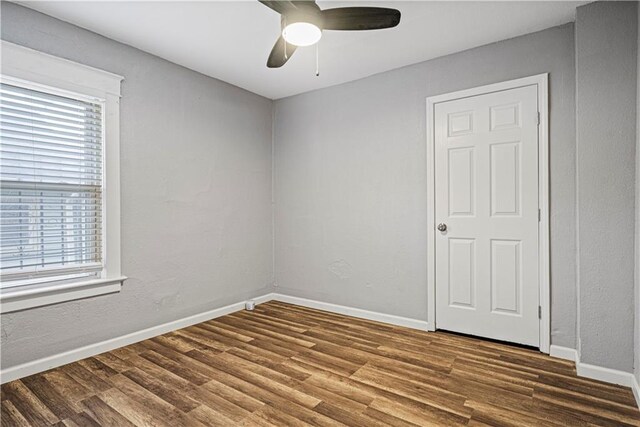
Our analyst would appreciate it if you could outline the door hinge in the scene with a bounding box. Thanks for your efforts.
[538,306,542,319]
[536,112,540,126]
[538,208,541,222]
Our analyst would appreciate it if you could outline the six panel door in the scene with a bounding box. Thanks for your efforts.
[434,85,540,347]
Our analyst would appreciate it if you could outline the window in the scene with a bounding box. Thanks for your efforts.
[0,41,124,312]
[1,83,104,282]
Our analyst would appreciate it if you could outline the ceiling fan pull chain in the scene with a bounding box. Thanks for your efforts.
[315,43,319,77]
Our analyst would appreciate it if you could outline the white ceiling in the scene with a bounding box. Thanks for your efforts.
[19,1,585,99]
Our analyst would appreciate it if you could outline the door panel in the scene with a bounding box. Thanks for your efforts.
[448,147,475,216]
[490,239,521,314]
[490,141,521,216]
[435,85,539,347]
[448,238,475,308]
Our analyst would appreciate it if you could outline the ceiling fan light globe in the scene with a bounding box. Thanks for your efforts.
[282,22,322,47]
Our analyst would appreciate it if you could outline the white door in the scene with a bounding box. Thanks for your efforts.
[434,85,540,347]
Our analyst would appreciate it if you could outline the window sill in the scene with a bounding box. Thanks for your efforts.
[0,276,127,313]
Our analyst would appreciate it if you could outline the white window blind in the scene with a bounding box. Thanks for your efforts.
[0,82,104,283]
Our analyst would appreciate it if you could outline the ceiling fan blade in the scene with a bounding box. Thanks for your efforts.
[321,7,401,31]
[258,0,298,14]
[267,36,297,68]
[291,1,320,11]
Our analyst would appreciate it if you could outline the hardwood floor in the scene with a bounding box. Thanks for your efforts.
[2,301,639,426]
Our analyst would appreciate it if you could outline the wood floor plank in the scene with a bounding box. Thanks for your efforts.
[217,351,303,388]
[361,407,422,427]
[149,333,198,354]
[58,364,111,393]
[537,371,639,406]
[107,374,206,427]
[465,400,560,427]
[2,380,59,426]
[60,411,101,427]
[297,364,376,406]
[251,405,315,427]
[41,370,93,408]
[138,348,211,385]
[91,353,131,374]
[366,357,451,389]
[302,327,381,348]
[196,361,340,426]
[351,364,471,418]
[191,324,255,347]
[369,397,470,426]
[97,387,171,427]
[232,310,310,334]
[198,321,256,343]
[175,327,232,352]
[449,364,535,395]
[292,350,362,377]
[534,388,640,426]
[208,319,312,356]
[121,367,201,412]
[77,358,118,382]
[453,354,541,381]
[294,381,368,414]
[237,413,280,427]
[186,349,321,409]
[2,301,639,427]
[186,404,239,427]
[21,375,79,420]
[80,395,136,427]
[0,399,32,427]
[217,315,317,348]
[230,341,289,365]
[200,378,265,413]
[312,401,389,427]
[107,345,139,361]
[124,356,260,423]
[534,380,640,413]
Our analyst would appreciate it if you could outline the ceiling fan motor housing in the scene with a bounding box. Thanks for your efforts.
[281,9,324,31]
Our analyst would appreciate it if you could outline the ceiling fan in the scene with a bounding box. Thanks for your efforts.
[259,1,401,68]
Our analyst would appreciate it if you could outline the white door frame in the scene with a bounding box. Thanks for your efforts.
[426,73,550,353]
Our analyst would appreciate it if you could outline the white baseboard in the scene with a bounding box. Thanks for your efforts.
[549,344,578,362]
[0,293,276,384]
[2,291,636,411]
[0,292,427,383]
[632,376,640,410]
[576,362,638,388]
[271,294,430,331]
[549,345,639,408]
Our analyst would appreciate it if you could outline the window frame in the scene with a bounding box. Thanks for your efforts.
[1,77,106,282]
[0,41,125,313]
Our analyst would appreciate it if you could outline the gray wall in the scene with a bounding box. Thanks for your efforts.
[274,24,577,347]
[4,1,638,375]
[636,0,640,385]
[575,1,638,372]
[0,3,274,369]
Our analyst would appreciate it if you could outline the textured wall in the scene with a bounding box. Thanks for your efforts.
[274,24,577,347]
[636,0,640,385]
[9,1,637,374]
[0,3,274,369]
[576,1,638,372]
